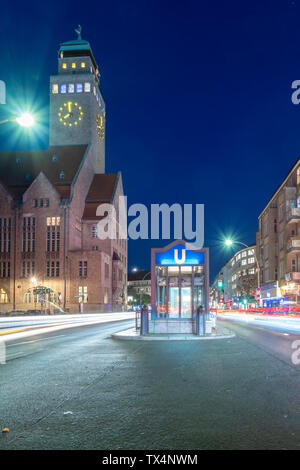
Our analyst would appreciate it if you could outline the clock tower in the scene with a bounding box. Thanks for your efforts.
[49,26,105,173]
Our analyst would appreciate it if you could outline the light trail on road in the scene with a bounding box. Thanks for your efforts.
[218,312,300,334]
[0,312,135,343]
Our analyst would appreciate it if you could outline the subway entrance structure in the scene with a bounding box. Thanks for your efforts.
[147,240,211,335]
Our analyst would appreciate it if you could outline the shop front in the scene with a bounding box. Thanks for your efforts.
[150,240,210,334]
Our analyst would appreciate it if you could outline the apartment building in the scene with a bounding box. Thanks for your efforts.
[257,158,300,306]
[211,244,257,308]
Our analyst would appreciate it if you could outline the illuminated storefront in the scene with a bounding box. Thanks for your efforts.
[150,241,210,334]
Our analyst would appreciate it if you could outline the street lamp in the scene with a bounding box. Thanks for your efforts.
[224,238,261,304]
[0,112,35,127]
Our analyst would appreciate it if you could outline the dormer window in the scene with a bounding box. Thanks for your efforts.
[81,62,86,68]
[59,170,65,180]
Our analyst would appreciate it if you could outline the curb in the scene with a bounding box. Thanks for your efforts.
[112,328,236,341]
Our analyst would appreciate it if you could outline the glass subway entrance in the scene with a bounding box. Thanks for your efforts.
[155,265,204,318]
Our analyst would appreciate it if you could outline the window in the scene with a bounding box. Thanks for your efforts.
[79,261,87,277]
[81,62,86,68]
[59,170,65,179]
[0,289,8,303]
[105,263,109,279]
[248,257,255,264]
[45,199,49,207]
[22,217,35,253]
[84,82,91,92]
[62,63,67,69]
[248,249,255,256]
[248,268,255,275]
[68,84,74,93]
[47,217,60,227]
[78,286,88,303]
[242,251,246,258]
[241,259,247,266]
[92,225,98,238]
[292,259,297,272]
[76,83,83,93]
[40,199,44,207]
[0,262,10,278]
[33,199,38,208]
[72,62,76,68]
[60,84,67,94]
[52,84,58,94]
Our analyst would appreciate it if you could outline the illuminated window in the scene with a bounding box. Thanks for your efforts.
[93,86,96,95]
[84,82,91,92]
[52,84,58,94]
[60,84,67,94]
[90,66,93,73]
[62,63,67,69]
[76,83,83,93]
[47,217,60,227]
[68,84,74,93]
[0,288,8,303]
[72,62,76,68]
[81,62,86,68]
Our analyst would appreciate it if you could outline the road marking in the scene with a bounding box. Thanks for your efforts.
[8,334,67,347]
[0,324,61,336]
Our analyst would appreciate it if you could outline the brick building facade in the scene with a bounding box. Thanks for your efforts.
[0,30,127,313]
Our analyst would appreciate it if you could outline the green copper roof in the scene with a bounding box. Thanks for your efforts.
[59,39,91,52]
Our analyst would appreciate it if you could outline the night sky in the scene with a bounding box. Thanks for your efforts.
[1,0,300,280]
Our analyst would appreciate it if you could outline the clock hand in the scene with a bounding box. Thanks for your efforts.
[64,113,70,119]
[68,102,72,113]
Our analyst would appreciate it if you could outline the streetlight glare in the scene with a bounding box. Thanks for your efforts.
[16,112,35,128]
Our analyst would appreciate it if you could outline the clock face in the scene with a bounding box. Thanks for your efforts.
[57,101,84,127]
[96,112,105,140]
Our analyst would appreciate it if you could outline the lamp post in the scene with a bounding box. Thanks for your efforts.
[224,239,261,305]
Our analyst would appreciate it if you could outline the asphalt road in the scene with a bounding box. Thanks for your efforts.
[0,318,300,450]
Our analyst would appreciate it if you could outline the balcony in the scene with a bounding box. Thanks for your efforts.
[286,237,300,253]
[286,207,300,224]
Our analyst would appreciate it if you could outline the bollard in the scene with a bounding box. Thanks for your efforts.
[140,308,149,335]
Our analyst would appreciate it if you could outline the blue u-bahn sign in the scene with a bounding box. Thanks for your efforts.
[155,243,204,265]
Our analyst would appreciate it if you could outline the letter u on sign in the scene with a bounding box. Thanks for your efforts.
[174,248,186,264]
[0,81,6,104]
